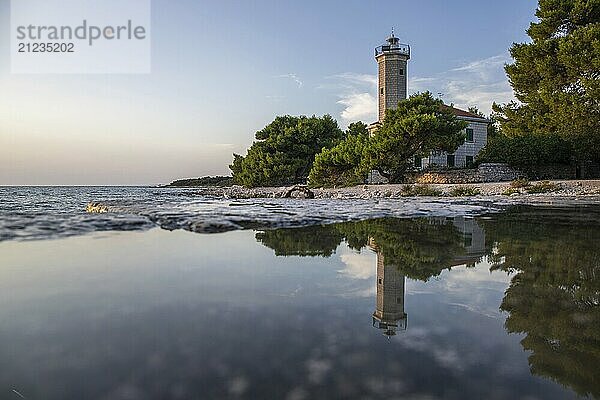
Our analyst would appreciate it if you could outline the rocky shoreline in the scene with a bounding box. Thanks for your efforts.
[173,180,600,201]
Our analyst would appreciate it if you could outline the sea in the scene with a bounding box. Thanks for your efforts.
[0,186,598,399]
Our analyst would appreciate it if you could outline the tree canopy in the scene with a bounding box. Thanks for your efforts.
[308,122,371,188]
[230,115,344,187]
[370,93,467,183]
[476,132,572,167]
[494,0,600,163]
[309,92,467,187]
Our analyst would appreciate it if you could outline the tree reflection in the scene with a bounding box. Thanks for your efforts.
[256,209,600,396]
[255,225,343,257]
[257,217,483,338]
[337,218,478,281]
[483,209,600,399]
[256,217,481,281]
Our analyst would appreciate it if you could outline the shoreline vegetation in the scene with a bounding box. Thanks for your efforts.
[165,179,600,200]
[165,176,233,187]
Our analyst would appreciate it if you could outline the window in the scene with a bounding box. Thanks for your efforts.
[464,233,473,247]
[466,128,474,142]
[380,88,384,95]
[447,154,455,167]
[414,156,422,169]
[378,278,382,285]
[399,68,404,75]
[466,155,474,167]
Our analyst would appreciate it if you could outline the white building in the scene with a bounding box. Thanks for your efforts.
[416,106,489,169]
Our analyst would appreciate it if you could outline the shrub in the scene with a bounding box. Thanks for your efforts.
[477,133,571,167]
[503,188,521,196]
[400,184,442,197]
[525,181,559,194]
[308,122,371,188]
[449,186,481,197]
[167,176,233,187]
[510,178,530,188]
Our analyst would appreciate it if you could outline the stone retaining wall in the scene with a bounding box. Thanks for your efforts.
[370,162,597,185]
[405,163,520,184]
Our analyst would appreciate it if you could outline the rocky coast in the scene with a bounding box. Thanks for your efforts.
[180,180,600,202]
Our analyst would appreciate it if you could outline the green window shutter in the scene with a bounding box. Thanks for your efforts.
[466,128,474,142]
[414,156,422,168]
[447,154,455,167]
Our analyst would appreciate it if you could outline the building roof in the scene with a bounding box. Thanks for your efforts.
[370,105,489,128]
[441,105,488,122]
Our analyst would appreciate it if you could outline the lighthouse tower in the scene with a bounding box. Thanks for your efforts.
[375,31,410,122]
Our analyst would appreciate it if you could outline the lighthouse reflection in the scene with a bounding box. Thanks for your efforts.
[255,217,486,337]
[370,240,407,336]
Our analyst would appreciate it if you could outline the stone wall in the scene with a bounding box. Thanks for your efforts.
[370,162,597,185]
[405,163,520,184]
[377,53,408,121]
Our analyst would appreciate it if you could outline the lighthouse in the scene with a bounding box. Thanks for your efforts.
[375,31,410,122]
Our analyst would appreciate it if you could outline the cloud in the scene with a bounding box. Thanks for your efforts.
[338,249,377,280]
[278,73,303,88]
[450,54,508,78]
[323,73,378,125]
[332,72,377,87]
[412,53,515,114]
[338,93,377,122]
[328,53,515,122]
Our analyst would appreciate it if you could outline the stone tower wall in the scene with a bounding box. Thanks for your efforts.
[377,53,408,121]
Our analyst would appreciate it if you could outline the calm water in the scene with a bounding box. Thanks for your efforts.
[0,187,599,399]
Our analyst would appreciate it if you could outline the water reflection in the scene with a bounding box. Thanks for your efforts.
[483,208,600,399]
[257,217,489,338]
[2,207,598,399]
[256,209,600,398]
[370,242,407,336]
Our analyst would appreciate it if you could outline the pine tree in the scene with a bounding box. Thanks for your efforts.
[495,0,600,163]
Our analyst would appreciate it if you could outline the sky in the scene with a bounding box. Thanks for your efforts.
[0,0,539,185]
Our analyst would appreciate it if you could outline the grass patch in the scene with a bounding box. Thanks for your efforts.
[400,184,442,197]
[449,186,481,197]
[510,178,530,189]
[502,188,521,196]
[525,181,559,194]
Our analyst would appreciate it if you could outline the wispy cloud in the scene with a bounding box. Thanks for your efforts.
[412,52,515,114]
[326,53,515,123]
[278,73,303,88]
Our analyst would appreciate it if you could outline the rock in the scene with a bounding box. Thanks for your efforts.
[86,202,109,213]
[283,185,315,199]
